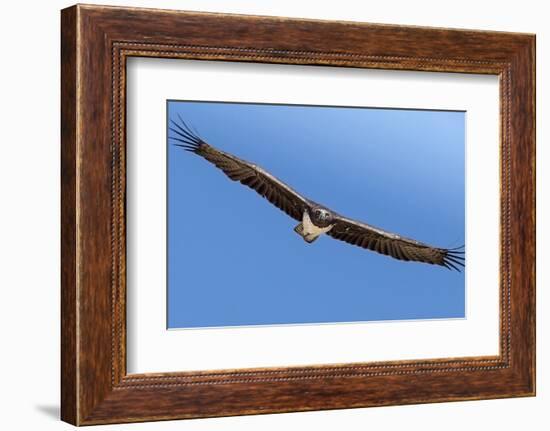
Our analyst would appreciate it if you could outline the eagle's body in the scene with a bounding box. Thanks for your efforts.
[295,209,334,243]
[169,116,464,271]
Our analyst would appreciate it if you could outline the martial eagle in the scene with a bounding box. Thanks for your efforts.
[169,116,465,271]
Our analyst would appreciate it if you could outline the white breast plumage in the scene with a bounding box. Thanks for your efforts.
[302,211,333,242]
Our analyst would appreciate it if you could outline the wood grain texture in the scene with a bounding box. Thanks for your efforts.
[60,4,535,425]
[60,6,78,425]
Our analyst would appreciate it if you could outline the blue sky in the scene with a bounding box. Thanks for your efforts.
[167,100,465,329]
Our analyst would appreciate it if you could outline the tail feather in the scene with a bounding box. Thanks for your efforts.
[294,223,319,243]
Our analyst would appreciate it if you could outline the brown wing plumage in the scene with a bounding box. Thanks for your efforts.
[328,215,465,270]
[170,116,464,271]
[169,116,311,221]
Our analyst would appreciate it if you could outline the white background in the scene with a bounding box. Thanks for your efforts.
[127,59,500,373]
[0,0,546,430]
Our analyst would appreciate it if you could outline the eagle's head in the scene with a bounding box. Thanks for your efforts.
[311,207,333,227]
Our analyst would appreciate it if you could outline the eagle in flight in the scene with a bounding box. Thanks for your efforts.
[169,116,465,271]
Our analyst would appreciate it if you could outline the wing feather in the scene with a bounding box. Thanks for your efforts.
[328,215,464,270]
[170,116,464,271]
[169,117,311,221]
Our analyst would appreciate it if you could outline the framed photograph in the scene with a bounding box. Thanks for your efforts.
[61,4,535,425]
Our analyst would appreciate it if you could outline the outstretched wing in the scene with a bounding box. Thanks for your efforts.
[169,115,311,221]
[328,215,465,270]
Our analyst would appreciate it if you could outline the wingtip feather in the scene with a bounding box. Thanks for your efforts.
[442,247,466,272]
[168,115,206,153]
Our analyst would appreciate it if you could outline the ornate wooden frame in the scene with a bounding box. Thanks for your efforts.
[61,4,535,425]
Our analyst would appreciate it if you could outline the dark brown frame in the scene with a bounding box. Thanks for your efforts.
[61,4,535,426]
